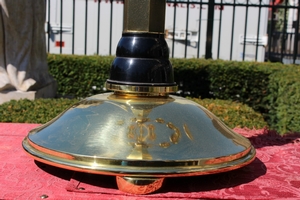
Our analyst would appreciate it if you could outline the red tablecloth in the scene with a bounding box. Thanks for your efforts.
[1,123,300,200]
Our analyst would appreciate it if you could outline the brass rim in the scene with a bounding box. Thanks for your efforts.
[23,137,256,177]
[105,82,178,94]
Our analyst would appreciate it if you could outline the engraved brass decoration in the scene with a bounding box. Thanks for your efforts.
[183,123,194,140]
[125,102,193,159]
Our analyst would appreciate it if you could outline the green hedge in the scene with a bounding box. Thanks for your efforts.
[172,59,285,112]
[0,97,267,129]
[48,54,112,98]
[266,67,300,133]
[47,54,300,134]
[0,98,78,124]
[190,98,267,129]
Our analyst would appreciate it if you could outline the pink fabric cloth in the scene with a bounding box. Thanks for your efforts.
[0,123,300,199]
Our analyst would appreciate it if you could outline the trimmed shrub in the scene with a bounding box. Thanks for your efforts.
[266,67,300,134]
[172,58,211,98]
[0,98,78,124]
[172,59,285,113]
[190,98,267,129]
[48,54,113,98]
[0,97,267,129]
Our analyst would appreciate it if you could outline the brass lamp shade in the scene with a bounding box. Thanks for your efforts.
[22,0,255,194]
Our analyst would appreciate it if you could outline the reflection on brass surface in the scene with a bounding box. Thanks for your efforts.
[121,176,160,185]
[204,147,252,165]
[116,176,164,194]
[183,124,194,141]
[127,143,152,160]
[105,82,178,94]
[107,102,128,112]
[23,93,256,177]
[117,120,125,126]
[128,125,135,139]
[201,106,250,147]
[107,92,175,104]
[26,138,75,160]
[24,134,256,177]
[75,99,104,108]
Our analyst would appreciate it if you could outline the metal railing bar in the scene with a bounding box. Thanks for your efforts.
[60,0,63,54]
[255,0,262,61]
[165,0,298,9]
[97,0,101,55]
[280,0,288,62]
[165,1,299,9]
[184,0,190,58]
[266,51,300,56]
[267,0,274,62]
[171,0,177,58]
[293,3,300,63]
[47,0,50,53]
[205,0,214,59]
[242,0,249,61]
[217,0,223,59]
[72,0,75,55]
[214,3,298,9]
[109,0,113,55]
[84,0,88,55]
[230,0,236,60]
[196,0,203,58]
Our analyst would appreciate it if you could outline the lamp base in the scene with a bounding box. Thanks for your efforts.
[23,93,256,194]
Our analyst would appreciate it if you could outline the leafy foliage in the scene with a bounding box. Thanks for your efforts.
[48,54,113,98]
[266,67,300,134]
[0,97,266,129]
[190,98,267,129]
[0,98,78,123]
[172,58,285,113]
[172,58,211,98]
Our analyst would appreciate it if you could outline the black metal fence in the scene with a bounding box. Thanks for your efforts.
[45,0,300,64]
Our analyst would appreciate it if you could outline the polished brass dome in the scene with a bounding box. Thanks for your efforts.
[22,0,255,194]
[23,92,255,175]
